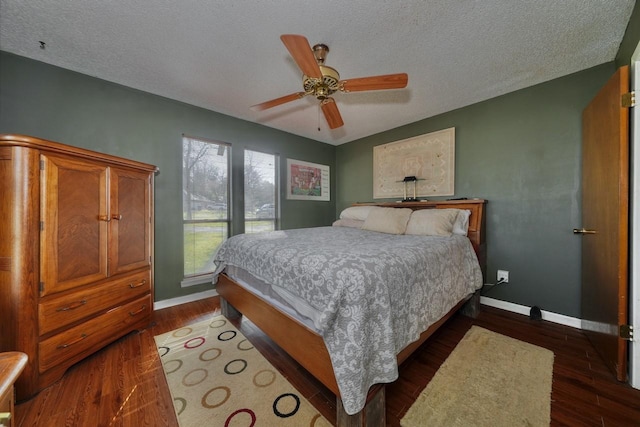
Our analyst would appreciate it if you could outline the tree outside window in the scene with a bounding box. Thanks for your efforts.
[182,136,230,279]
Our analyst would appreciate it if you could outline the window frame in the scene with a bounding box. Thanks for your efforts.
[181,134,232,287]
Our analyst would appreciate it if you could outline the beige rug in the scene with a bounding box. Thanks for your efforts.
[154,315,331,426]
[401,326,554,427]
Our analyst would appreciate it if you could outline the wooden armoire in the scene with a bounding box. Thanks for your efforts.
[0,134,157,401]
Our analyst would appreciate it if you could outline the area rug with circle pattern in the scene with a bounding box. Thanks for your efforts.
[154,315,331,426]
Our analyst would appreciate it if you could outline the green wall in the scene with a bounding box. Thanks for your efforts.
[616,0,640,67]
[336,63,615,318]
[3,0,639,315]
[0,51,337,302]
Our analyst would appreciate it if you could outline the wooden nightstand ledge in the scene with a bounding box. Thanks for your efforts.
[0,352,27,427]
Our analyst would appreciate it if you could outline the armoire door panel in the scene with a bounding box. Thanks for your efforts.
[109,167,150,275]
[40,154,109,296]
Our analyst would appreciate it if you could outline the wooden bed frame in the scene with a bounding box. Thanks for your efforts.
[217,199,486,426]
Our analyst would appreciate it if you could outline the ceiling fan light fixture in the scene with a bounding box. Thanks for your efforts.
[303,65,340,98]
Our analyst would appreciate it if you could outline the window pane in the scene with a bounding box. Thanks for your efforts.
[183,138,228,221]
[244,219,275,234]
[183,136,230,279]
[244,150,277,233]
[183,222,228,276]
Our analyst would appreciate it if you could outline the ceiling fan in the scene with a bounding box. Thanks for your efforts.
[250,34,408,130]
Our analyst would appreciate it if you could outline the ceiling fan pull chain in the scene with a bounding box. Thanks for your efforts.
[318,104,321,131]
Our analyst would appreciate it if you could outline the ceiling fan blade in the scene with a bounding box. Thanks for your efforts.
[340,73,408,92]
[280,34,322,79]
[250,92,306,111]
[321,98,344,129]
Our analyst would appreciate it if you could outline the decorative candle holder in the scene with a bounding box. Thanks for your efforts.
[402,176,419,202]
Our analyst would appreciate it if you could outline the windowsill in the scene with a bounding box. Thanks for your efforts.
[181,273,214,288]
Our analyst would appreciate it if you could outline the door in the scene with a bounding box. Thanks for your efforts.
[40,154,109,295]
[580,66,630,381]
[631,42,640,390]
[109,167,151,275]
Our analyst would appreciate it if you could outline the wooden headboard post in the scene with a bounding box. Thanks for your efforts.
[353,199,487,280]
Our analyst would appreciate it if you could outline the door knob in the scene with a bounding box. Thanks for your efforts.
[573,228,596,234]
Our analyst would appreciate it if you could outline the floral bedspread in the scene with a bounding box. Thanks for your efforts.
[212,226,483,415]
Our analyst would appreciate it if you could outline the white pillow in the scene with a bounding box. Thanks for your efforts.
[332,218,364,228]
[361,207,412,234]
[405,208,460,236]
[339,205,375,221]
[452,209,471,236]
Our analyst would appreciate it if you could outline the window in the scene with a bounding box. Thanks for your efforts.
[182,136,230,284]
[244,149,278,233]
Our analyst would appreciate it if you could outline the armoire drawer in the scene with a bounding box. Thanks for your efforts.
[39,270,151,336]
[38,294,151,373]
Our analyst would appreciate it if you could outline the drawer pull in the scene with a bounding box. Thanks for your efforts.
[129,279,147,289]
[112,214,122,220]
[98,215,110,222]
[56,299,87,312]
[129,305,147,316]
[57,333,88,349]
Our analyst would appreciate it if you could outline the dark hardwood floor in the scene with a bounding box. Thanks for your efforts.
[15,297,640,426]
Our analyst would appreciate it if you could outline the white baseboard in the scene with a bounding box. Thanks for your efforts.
[154,289,218,311]
[480,296,582,329]
[153,292,582,329]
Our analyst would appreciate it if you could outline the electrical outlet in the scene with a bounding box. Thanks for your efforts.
[497,270,509,284]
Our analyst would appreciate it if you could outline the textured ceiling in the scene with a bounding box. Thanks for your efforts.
[0,1,635,145]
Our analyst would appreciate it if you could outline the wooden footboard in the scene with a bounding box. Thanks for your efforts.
[216,273,339,395]
[216,273,474,426]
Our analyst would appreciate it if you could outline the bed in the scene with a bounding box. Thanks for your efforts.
[213,199,486,426]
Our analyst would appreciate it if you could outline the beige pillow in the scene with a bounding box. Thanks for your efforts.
[339,205,375,221]
[452,209,471,236]
[405,208,460,236]
[361,207,412,234]
[332,218,364,228]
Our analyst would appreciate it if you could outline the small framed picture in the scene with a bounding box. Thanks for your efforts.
[286,159,330,201]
